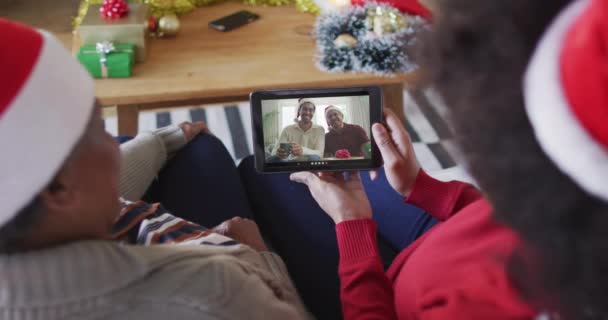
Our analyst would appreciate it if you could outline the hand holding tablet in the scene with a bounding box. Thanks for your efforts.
[288,108,421,224]
[250,86,384,173]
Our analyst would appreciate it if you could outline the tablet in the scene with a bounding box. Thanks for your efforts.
[250,86,383,173]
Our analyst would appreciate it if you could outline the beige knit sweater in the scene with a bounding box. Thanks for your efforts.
[0,127,313,320]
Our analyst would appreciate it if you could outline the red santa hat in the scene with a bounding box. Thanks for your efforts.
[351,0,432,20]
[0,19,95,226]
[524,0,608,201]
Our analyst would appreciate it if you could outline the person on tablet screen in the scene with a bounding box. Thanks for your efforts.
[270,98,325,162]
[323,105,370,158]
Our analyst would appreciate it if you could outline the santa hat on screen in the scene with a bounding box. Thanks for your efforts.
[325,105,344,127]
[0,19,95,226]
[295,98,316,121]
[524,0,608,201]
[324,105,344,126]
[324,105,343,118]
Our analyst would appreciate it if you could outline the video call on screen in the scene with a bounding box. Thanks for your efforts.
[261,95,372,164]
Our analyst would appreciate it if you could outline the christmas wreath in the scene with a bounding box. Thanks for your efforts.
[314,3,428,75]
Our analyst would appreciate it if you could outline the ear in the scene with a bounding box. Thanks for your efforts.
[38,168,78,213]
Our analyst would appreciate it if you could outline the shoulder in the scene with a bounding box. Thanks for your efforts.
[349,124,368,137]
[112,254,273,316]
[127,247,263,298]
[346,123,365,131]
[123,252,308,319]
[282,124,298,132]
[312,124,325,132]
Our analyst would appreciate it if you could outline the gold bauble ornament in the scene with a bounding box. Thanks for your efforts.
[334,34,357,48]
[157,13,181,37]
[366,6,409,36]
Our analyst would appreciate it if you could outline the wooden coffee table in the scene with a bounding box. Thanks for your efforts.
[3,1,417,136]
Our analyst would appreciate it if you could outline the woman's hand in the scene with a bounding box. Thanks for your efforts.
[370,109,420,197]
[179,121,209,142]
[213,217,269,252]
[290,171,372,224]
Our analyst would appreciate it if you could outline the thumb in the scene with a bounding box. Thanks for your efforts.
[372,123,401,165]
[290,172,318,187]
[193,121,209,134]
[369,170,378,181]
[212,222,228,235]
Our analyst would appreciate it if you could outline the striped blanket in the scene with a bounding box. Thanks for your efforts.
[112,199,238,246]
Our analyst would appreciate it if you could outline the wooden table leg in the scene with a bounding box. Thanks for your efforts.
[381,83,406,124]
[117,105,139,137]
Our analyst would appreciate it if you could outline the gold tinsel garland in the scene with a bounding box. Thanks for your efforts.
[243,0,293,7]
[74,0,321,29]
[295,0,320,14]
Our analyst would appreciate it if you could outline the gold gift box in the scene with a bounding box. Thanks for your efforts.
[78,3,148,62]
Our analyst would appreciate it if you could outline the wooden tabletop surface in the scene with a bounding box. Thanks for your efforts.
[2,1,415,108]
[93,2,414,107]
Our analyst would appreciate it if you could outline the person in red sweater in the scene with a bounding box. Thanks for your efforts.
[294,109,533,319]
[290,0,608,318]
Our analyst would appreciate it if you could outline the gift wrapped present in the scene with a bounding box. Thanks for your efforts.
[78,3,148,62]
[335,149,351,159]
[77,42,135,78]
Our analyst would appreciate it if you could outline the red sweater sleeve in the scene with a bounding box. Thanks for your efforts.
[336,219,397,320]
[405,169,482,221]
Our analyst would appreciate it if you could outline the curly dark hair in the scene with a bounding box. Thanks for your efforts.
[419,0,608,318]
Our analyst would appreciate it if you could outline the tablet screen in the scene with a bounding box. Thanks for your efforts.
[251,87,382,173]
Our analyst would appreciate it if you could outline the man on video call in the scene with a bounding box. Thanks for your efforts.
[324,105,370,158]
[269,99,325,162]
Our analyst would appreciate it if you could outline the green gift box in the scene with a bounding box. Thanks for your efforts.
[77,42,135,78]
[78,3,149,62]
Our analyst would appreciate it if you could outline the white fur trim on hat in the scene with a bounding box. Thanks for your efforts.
[325,105,343,118]
[299,98,315,107]
[0,31,95,226]
[524,0,608,201]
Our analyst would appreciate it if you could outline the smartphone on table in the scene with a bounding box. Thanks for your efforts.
[209,10,260,32]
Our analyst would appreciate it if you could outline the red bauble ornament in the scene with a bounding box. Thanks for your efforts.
[100,0,130,19]
[335,149,351,158]
[148,16,158,32]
